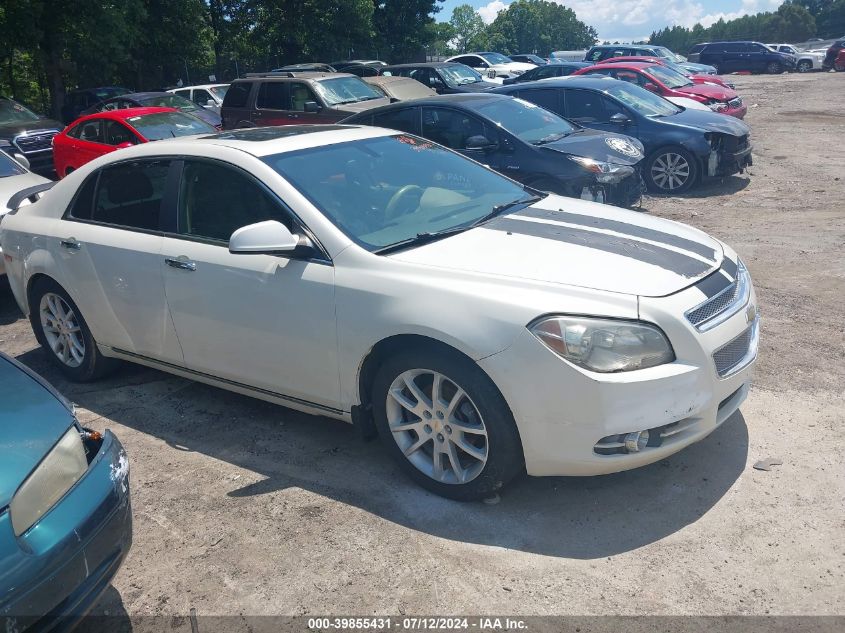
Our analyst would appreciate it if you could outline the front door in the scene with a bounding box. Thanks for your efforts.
[421,106,503,172]
[160,158,340,409]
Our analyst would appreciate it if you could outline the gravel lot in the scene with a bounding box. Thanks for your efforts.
[1,72,843,625]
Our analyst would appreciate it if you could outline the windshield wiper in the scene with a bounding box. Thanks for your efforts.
[374,226,472,255]
[471,193,544,226]
[533,132,571,145]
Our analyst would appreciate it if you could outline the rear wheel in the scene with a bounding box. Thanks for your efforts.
[371,347,524,500]
[797,60,812,73]
[645,147,698,194]
[835,62,845,72]
[767,61,783,74]
[29,278,115,382]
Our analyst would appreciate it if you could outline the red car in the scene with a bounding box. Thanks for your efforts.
[574,62,747,119]
[52,107,216,178]
[596,56,736,89]
[836,50,845,72]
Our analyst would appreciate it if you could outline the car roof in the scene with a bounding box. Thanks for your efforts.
[592,44,656,49]
[235,72,353,82]
[345,93,508,119]
[68,106,178,125]
[584,62,656,71]
[170,83,229,90]
[494,76,618,91]
[107,91,172,102]
[383,62,461,69]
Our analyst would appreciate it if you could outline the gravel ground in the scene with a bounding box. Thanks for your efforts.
[0,72,843,625]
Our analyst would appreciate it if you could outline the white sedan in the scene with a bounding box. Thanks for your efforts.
[0,125,759,500]
[0,150,50,276]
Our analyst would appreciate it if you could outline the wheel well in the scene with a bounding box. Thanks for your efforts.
[25,273,53,314]
[354,335,480,437]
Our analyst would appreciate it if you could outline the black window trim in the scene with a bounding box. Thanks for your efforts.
[256,81,291,112]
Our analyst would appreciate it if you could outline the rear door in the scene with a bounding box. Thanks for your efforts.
[252,81,294,126]
[562,89,638,137]
[221,81,253,129]
[421,106,504,171]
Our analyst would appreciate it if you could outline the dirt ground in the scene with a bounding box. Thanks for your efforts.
[1,72,843,624]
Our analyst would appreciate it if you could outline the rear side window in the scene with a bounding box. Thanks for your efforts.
[78,119,104,143]
[67,176,99,220]
[516,89,560,114]
[223,83,252,108]
[88,160,170,230]
[372,108,420,135]
[257,82,288,109]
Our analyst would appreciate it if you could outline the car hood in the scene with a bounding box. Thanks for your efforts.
[539,127,644,166]
[390,195,723,297]
[681,62,716,73]
[188,107,222,127]
[666,108,750,135]
[336,97,392,114]
[453,81,498,92]
[0,118,64,138]
[0,355,76,509]
[675,83,737,100]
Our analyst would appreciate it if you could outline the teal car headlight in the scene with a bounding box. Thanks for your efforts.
[529,316,675,373]
[10,426,88,536]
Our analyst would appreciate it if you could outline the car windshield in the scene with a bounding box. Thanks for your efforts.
[661,60,691,76]
[0,151,26,177]
[0,97,41,124]
[440,65,484,85]
[264,135,528,252]
[125,111,215,140]
[646,65,693,88]
[92,87,129,100]
[209,85,229,98]
[474,98,577,144]
[652,47,676,60]
[141,94,200,112]
[313,77,383,105]
[603,82,681,117]
[480,52,513,65]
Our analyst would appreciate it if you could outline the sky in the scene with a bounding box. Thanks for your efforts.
[436,0,784,42]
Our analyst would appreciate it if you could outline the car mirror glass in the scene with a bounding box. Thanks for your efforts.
[465,135,497,151]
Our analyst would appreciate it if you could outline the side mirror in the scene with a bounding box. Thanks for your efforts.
[206,99,216,107]
[303,101,322,113]
[465,135,497,152]
[643,82,660,92]
[230,220,302,256]
[12,153,30,170]
[609,112,631,125]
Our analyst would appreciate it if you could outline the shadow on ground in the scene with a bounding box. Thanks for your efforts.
[14,341,749,561]
[643,174,751,204]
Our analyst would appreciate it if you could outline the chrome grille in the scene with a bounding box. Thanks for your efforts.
[728,97,742,109]
[713,324,754,377]
[687,281,740,327]
[13,130,58,154]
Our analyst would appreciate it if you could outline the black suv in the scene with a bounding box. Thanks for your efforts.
[695,41,796,74]
[0,96,62,175]
[221,72,389,129]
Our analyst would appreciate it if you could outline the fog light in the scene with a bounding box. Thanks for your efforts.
[624,430,649,453]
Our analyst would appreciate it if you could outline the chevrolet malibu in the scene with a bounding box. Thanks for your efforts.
[0,352,131,629]
[0,125,760,500]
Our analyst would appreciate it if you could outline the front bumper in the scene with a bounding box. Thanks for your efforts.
[724,104,747,119]
[479,266,759,477]
[0,431,132,630]
[706,140,753,179]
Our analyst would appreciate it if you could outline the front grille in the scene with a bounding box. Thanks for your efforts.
[728,97,743,109]
[721,134,749,153]
[686,281,741,328]
[13,130,58,154]
[713,324,754,377]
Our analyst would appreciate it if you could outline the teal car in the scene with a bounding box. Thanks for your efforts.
[0,352,131,630]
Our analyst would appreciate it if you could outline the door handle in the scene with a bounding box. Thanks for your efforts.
[60,238,81,250]
[165,257,197,271]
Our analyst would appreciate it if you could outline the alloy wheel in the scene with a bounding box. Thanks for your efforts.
[767,62,782,74]
[651,152,691,191]
[797,61,811,73]
[386,369,489,485]
[40,292,86,368]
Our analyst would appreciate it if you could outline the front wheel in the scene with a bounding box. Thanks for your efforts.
[797,60,812,73]
[835,62,845,72]
[372,347,524,500]
[29,278,115,382]
[767,61,783,74]
[645,147,698,194]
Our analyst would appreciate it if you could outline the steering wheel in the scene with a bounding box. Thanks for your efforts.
[384,185,423,221]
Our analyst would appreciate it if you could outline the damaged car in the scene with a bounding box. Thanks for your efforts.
[342,93,645,207]
[493,76,752,194]
[0,352,131,629]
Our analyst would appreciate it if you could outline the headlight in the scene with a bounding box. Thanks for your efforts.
[708,101,729,112]
[10,426,88,536]
[567,156,636,183]
[511,69,524,75]
[529,316,675,373]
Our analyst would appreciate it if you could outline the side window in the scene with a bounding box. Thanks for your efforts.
[67,122,84,139]
[517,89,559,113]
[104,120,137,146]
[91,160,170,231]
[601,96,625,116]
[223,82,251,108]
[289,82,317,111]
[193,89,214,106]
[78,119,104,143]
[421,107,488,150]
[174,89,190,99]
[564,89,606,123]
[177,160,293,243]
[533,66,556,79]
[256,82,288,109]
[586,49,604,62]
[614,70,644,86]
[67,175,99,220]
[372,108,420,135]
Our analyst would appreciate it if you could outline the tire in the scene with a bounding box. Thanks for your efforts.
[711,63,721,75]
[29,278,116,382]
[835,63,845,72]
[371,346,524,500]
[797,60,812,73]
[644,146,699,194]
[767,61,783,74]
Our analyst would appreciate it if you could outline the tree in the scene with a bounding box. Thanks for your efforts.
[373,0,444,62]
[816,0,845,37]
[449,4,486,53]
[485,0,597,55]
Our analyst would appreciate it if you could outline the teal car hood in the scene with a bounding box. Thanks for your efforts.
[0,355,75,509]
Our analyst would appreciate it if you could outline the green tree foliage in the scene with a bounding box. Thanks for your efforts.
[374,0,445,62]
[650,2,821,54]
[449,4,488,53]
[485,0,597,55]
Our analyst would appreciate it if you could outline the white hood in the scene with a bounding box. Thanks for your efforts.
[390,196,723,298]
